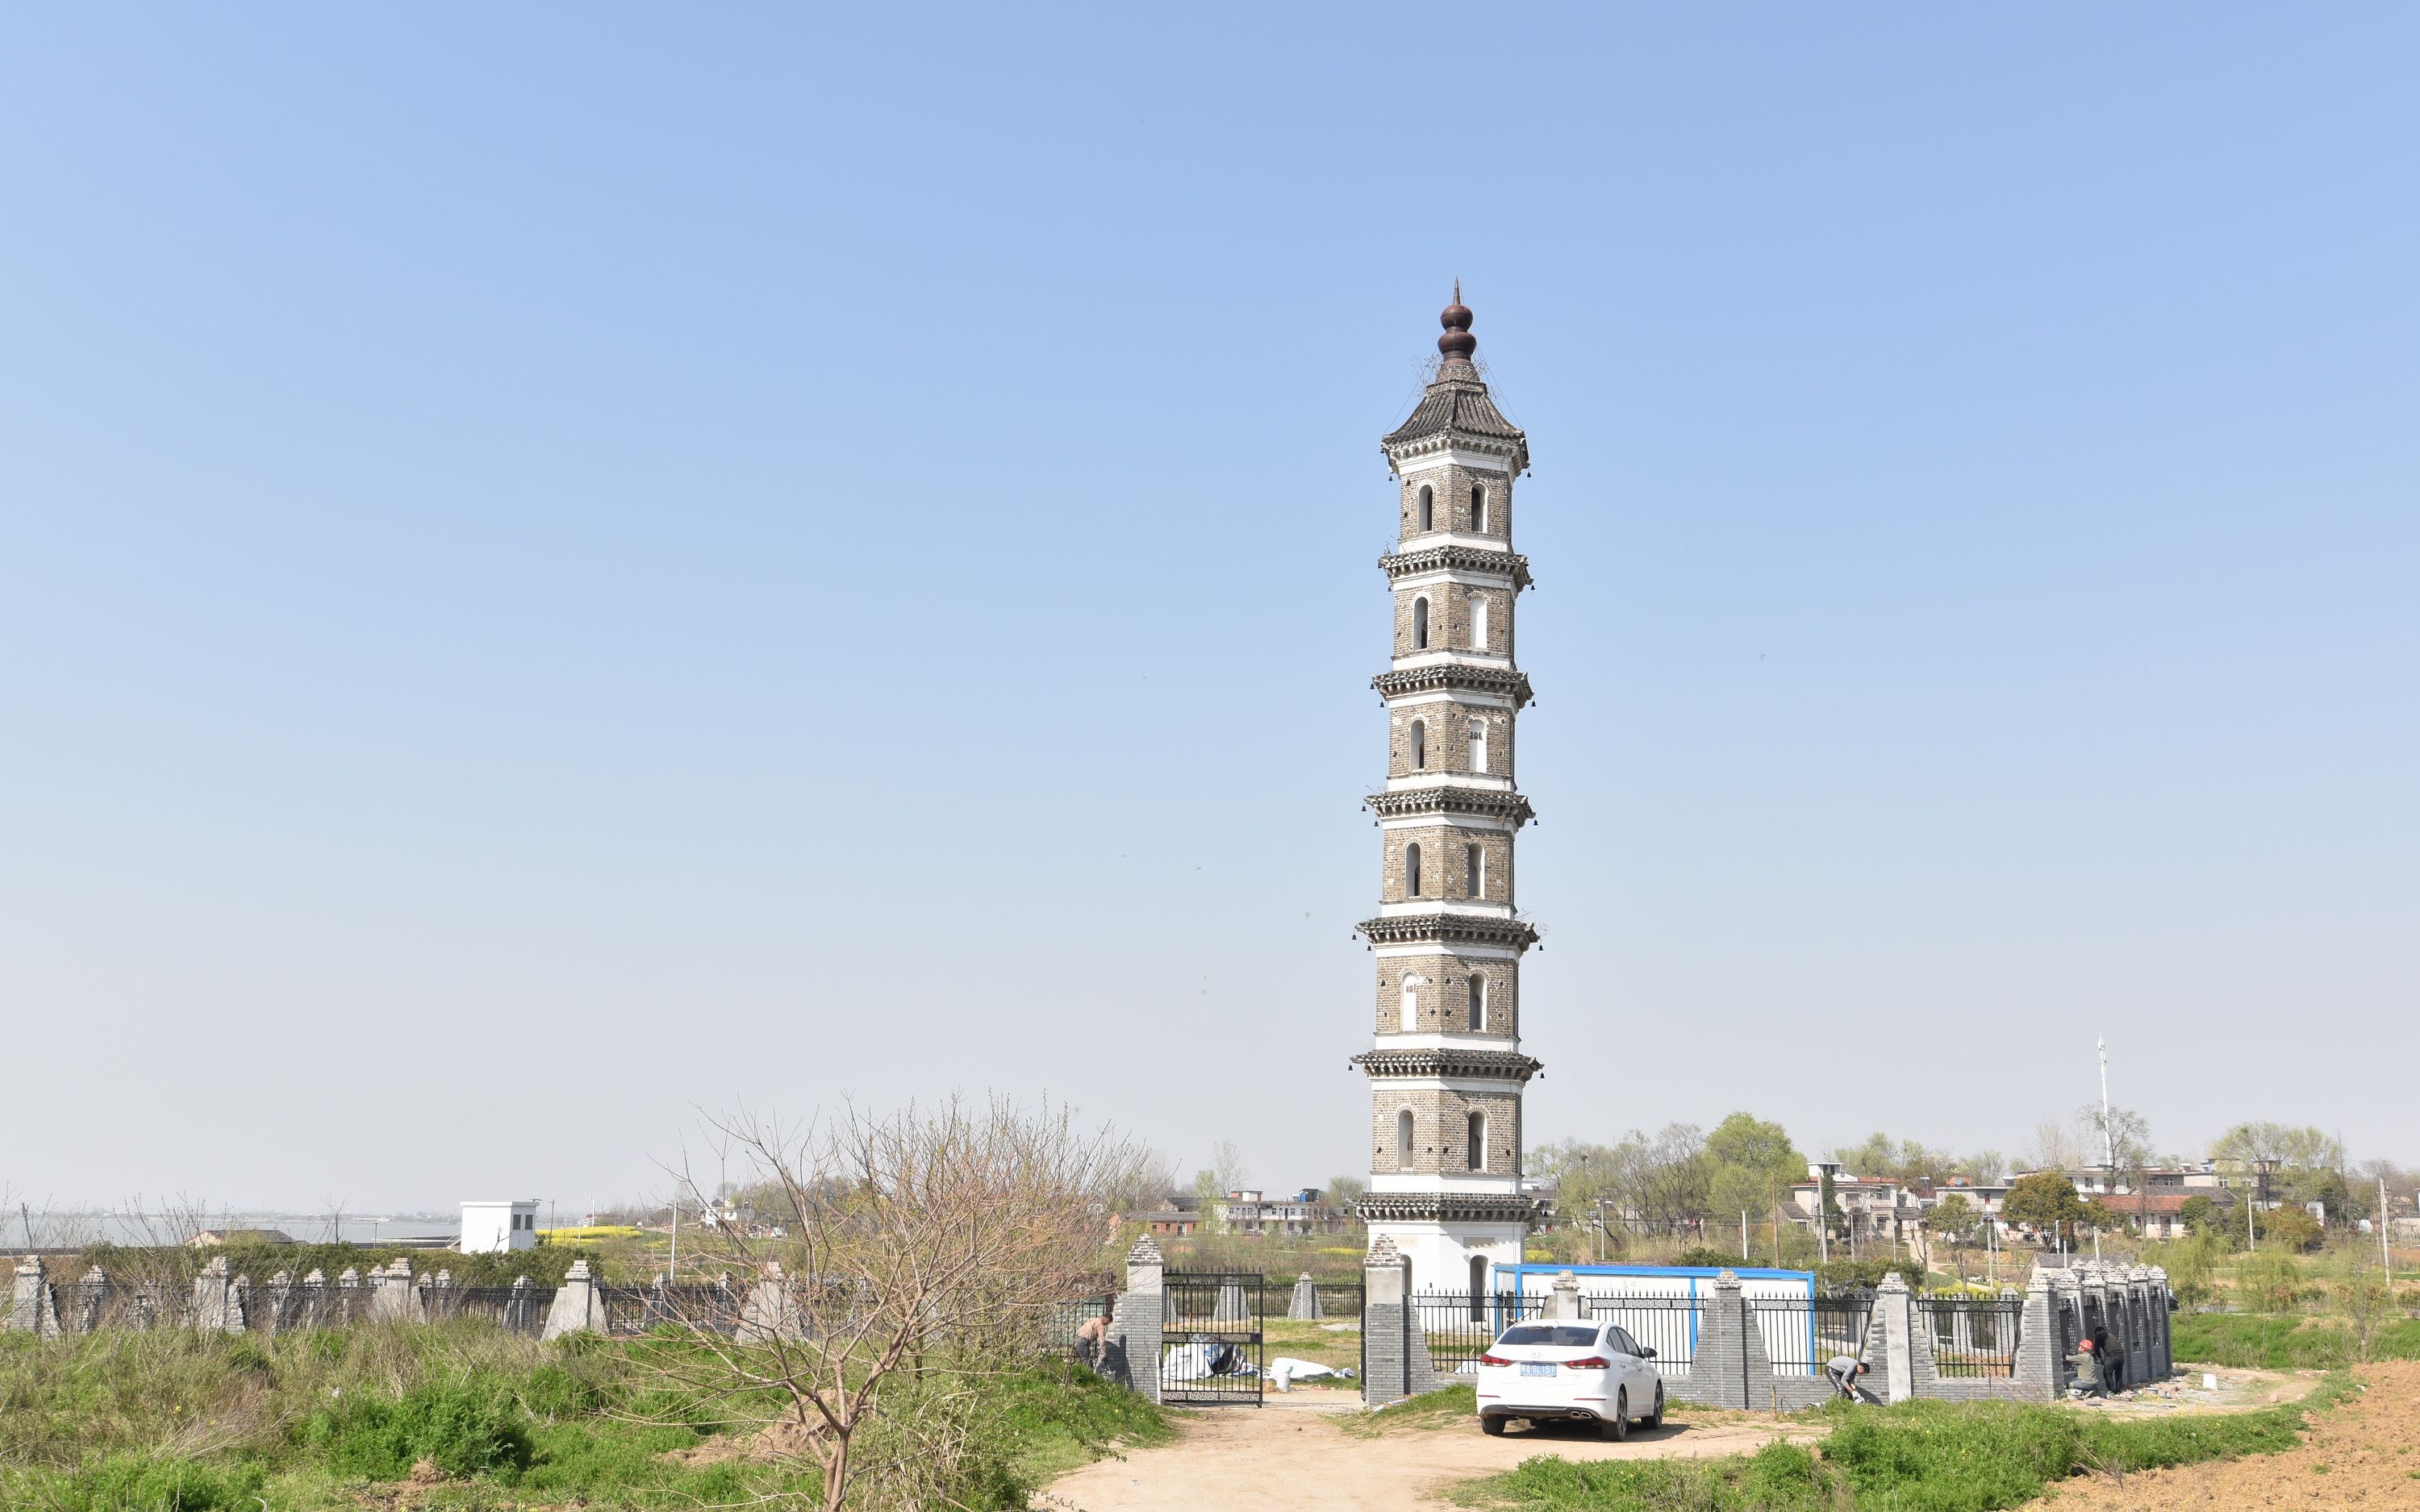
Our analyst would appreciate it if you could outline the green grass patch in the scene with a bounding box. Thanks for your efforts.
[993,1356,1179,1485]
[2172,1311,2420,1370]
[1457,1376,2357,1511]
[0,1326,1162,1510]
[1343,1382,1479,1436]
[1454,1440,1833,1510]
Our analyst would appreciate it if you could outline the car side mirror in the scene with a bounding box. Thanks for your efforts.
[1639,1347,1657,1359]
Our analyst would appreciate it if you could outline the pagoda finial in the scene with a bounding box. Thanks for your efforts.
[1438,284,1476,364]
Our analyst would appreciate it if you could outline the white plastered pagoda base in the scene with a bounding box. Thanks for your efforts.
[1369,1221,1525,1298]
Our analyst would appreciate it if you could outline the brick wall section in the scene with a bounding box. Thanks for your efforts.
[1399,463,1514,546]
[1379,827,1514,903]
[1393,581,1517,657]
[1372,953,1517,1035]
[1369,1087,1522,1176]
[1388,707,1519,781]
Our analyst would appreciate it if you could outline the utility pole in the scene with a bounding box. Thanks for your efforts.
[2097,1035,2115,1171]
[2383,1177,2393,1281]
[1740,1210,1748,1263]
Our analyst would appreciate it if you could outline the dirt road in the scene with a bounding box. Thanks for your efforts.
[2047,1360,2420,1510]
[1035,1396,1815,1512]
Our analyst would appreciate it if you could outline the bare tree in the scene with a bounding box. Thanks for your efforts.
[112,1193,225,1249]
[319,1193,351,1246]
[2020,1119,2084,1173]
[649,1097,1145,1512]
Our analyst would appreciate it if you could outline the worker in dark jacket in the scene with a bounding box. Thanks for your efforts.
[2092,1325,2124,1392]
[2065,1337,2106,1398]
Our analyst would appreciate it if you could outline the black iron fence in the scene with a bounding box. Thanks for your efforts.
[259,1282,373,1332]
[1162,1272,1264,1406]
[1407,1290,1543,1375]
[1918,1296,2022,1378]
[421,1284,556,1335]
[1046,1294,1113,1368]
[1744,1294,1871,1375]
[1582,1293,1700,1376]
[598,1283,740,1336]
[1305,1280,1365,1321]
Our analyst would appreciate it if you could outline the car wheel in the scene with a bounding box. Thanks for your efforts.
[1480,1414,1506,1436]
[1600,1391,1629,1441]
[1644,1385,1664,1430]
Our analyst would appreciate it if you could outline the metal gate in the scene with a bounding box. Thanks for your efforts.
[1162,1271,1264,1406]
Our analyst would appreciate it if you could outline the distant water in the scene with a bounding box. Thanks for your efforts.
[2,1213,459,1249]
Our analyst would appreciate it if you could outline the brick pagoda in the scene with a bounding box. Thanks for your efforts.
[1354,289,1543,1295]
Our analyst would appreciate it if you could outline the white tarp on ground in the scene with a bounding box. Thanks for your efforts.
[1268,1356,1350,1391]
[1161,1341,1258,1381]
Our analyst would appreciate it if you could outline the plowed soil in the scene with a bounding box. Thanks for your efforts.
[2047,1360,2420,1510]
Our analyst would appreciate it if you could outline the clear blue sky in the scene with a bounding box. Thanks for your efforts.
[4,6,2413,1213]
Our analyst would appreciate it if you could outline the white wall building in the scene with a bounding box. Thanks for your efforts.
[460,1199,540,1254]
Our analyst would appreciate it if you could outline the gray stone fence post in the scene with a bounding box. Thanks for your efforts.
[2011,1271,2059,1400]
[1546,1269,1583,1321]
[1104,1237,1165,1403]
[9,1256,60,1337]
[1871,1271,1915,1404]
[543,1258,609,1339]
[2147,1265,2172,1377]
[1358,1235,1437,1406]
[192,1255,246,1333]
[1286,1272,1321,1321]
[737,1262,803,1341]
[69,1265,109,1335]
[369,1259,424,1324]
[2051,1267,2084,1393]
[1676,1270,1753,1409]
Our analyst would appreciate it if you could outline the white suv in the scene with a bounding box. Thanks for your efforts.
[1473,1318,1666,1439]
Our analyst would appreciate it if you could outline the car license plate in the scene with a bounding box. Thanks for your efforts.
[1519,1362,1555,1377]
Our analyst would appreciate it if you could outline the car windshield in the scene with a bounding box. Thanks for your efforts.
[1495,1325,1602,1348]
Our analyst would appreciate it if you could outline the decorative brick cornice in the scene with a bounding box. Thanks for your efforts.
[1354,1191,1542,1225]
[1371,664,1533,705]
[1356,914,1539,952]
[1351,1048,1542,1084]
[1366,786,1534,827]
[1379,544,1532,591]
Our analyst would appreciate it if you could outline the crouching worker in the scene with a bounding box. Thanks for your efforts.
[1074,1305,1112,1372]
[2065,1336,2107,1399]
[1826,1354,1869,1401]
